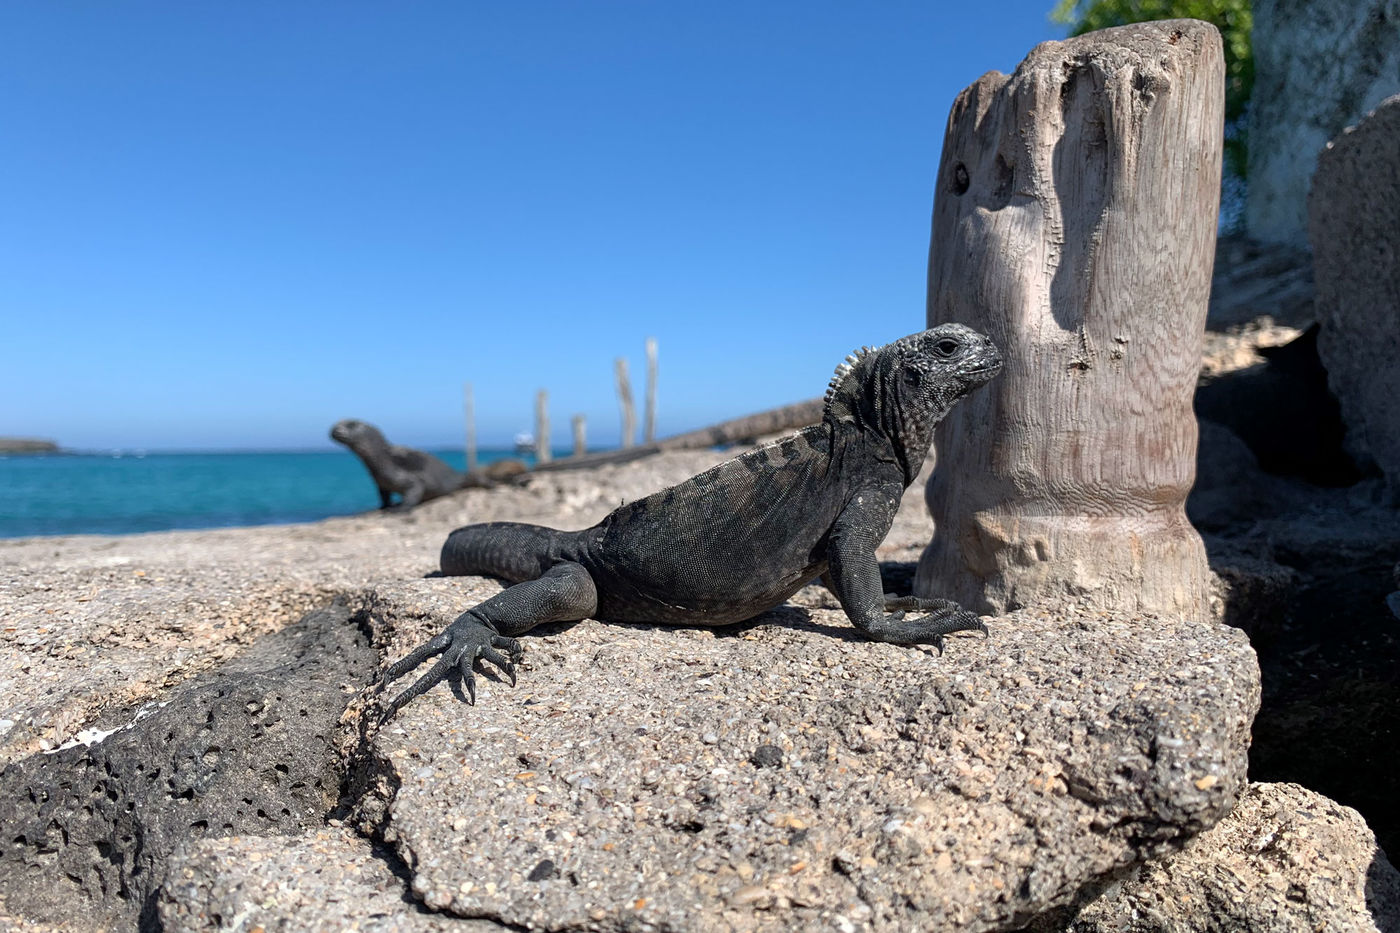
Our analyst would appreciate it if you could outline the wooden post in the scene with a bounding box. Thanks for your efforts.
[644,337,658,444]
[535,389,551,464]
[572,414,587,457]
[463,383,477,472]
[915,20,1222,618]
[615,358,636,449]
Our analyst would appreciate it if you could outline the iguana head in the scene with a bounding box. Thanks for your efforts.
[330,419,390,454]
[823,323,1002,473]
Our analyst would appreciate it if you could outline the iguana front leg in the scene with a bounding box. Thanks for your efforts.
[396,478,427,509]
[827,489,987,651]
[380,561,598,715]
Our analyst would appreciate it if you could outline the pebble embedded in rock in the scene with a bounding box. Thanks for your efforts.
[527,859,559,882]
[750,745,784,769]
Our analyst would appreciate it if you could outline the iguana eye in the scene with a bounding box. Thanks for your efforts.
[934,339,960,357]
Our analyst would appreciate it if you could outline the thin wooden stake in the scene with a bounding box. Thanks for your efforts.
[644,337,658,443]
[615,358,636,448]
[535,389,551,464]
[572,414,587,457]
[464,382,477,472]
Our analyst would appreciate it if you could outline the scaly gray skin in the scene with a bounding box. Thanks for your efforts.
[331,419,484,510]
[381,325,1003,714]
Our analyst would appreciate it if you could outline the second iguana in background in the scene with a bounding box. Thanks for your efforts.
[331,419,524,510]
[381,324,1002,715]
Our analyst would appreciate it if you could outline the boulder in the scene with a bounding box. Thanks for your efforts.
[1309,94,1400,493]
[0,605,376,930]
[1244,504,1400,860]
[1190,419,1273,532]
[1199,318,1304,381]
[348,581,1258,933]
[1248,0,1400,245]
[1037,782,1400,932]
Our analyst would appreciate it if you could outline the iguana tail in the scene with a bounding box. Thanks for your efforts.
[439,522,580,583]
[453,470,492,491]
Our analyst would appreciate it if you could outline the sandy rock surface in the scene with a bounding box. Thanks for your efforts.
[1046,782,1400,932]
[0,604,380,929]
[0,451,733,764]
[348,584,1256,932]
[159,827,503,933]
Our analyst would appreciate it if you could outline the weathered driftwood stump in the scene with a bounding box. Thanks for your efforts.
[915,20,1223,617]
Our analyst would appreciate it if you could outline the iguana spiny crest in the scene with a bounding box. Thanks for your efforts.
[822,323,1002,475]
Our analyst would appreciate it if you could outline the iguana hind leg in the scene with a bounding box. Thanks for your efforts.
[381,560,598,716]
[440,521,575,582]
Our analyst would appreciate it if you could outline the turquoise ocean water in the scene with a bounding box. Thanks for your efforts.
[0,448,549,539]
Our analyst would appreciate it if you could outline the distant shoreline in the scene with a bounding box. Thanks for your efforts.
[0,438,58,455]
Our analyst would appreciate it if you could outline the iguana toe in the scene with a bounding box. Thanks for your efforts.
[455,655,477,705]
[478,645,517,687]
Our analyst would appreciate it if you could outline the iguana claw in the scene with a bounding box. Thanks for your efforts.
[380,614,522,717]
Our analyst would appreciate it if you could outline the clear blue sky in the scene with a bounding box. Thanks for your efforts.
[1,3,1059,451]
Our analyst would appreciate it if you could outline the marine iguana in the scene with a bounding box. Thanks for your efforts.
[381,324,1003,714]
[330,419,524,510]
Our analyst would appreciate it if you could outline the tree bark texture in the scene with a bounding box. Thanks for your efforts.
[915,20,1223,618]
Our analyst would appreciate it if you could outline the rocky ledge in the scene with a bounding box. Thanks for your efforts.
[0,450,1393,932]
[346,582,1254,932]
